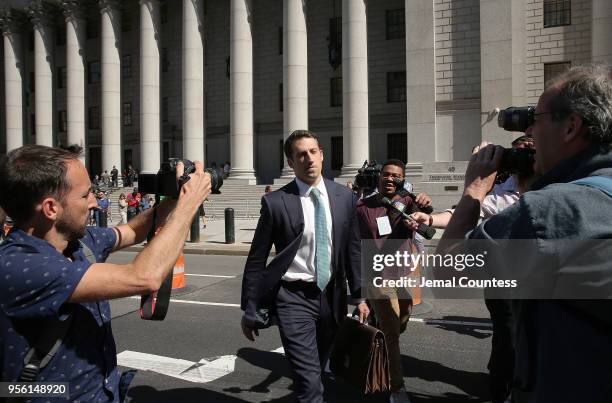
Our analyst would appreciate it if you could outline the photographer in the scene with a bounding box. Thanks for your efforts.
[356,159,430,403]
[437,65,612,402]
[0,144,211,402]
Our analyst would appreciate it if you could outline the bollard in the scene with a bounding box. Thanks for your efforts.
[189,213,200,242]
[100,210,108,228]
[225,208,235,244]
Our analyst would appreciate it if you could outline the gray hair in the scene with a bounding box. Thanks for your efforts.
[546,64,612,151]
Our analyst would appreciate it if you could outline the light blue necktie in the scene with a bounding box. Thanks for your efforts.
[310,188,330,291]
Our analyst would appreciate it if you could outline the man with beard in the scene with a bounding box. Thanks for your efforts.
[0,144,211,402]
[241,130,369,403]
[355,159,431,403]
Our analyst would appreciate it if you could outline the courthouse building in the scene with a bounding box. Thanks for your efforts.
[0,0,611,185]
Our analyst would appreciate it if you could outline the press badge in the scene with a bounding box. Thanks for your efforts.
[376,216,392,236]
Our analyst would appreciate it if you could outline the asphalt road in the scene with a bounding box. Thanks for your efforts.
[107,252,493,403]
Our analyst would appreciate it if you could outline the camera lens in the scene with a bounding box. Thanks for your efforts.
[498,106,535,132]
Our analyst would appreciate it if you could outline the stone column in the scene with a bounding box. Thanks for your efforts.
[405,0,436,179]
[62,1,86,163]
[100,0,122,176]
[480,0,524,146]
[592,0,612,64]
[228,0,256,183]
[182,0,205,163]
[27,1,55,147]
[280,0,308,178]
[339,0,369,178]
[139,0,160,174]
[0,10,25,152]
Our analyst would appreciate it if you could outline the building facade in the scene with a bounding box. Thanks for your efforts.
[0,0,611,184]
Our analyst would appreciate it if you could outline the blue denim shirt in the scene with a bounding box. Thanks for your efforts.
[0,227,123,402]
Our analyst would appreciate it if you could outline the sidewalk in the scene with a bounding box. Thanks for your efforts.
[121,218,443,256]
[123,219,261,256]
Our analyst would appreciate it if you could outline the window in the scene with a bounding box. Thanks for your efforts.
[88,61,101,84]
[57,66,67,89]
[162,97,169,122]
[121,13,132,32]
[387,71,406,102]
[160,1,168,24]
[329,17,342,46]
[387,133,407,161]
[30,114,36,136]
[331,136,343,171]
[544,0,571,28]
[330,77,342,107]
[29,31,34,51]
[123,103,133,126]
[162,141,170,161]
[122,55,132,78]
[544,62,571,85]
[328,17,342,69]
[29,72,35,92]
[279,27,283,55]
[279,83,283,112]
[89,106,100,129]
[58,110,67,132]
[386,9,405,40]
[56,25,66,46]
[162,48,169,73]
[86,19,100,39]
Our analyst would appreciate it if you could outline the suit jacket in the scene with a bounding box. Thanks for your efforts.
[241,178,362,328]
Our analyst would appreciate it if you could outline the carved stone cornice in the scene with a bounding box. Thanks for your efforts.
[0,8,26,35]
[26,0,57,29]
[60,0,85,22]
[98,0,121,15]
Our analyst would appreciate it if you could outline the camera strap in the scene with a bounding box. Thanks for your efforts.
[571,176,612,198]
[140,197,173,321]
[16,241,95,384]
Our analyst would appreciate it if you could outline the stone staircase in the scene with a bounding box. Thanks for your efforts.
[102,182,286,225]
[101,179,430,226]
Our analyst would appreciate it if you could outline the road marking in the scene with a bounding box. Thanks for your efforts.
[185,274,235,278]
[117,347,285,383]
[117,350,237,383]
[410,317,492,328]
[127,296,240,307]
[126,297,491,328]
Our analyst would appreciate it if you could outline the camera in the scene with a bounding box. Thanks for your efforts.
[138,158,223,198]
[497,106,535,133]
[496,106,537,178]
[354,160,382,192]
[499,147,535,177]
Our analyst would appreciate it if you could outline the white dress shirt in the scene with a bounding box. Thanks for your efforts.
[282,178,334,282]
[481,176,520,219]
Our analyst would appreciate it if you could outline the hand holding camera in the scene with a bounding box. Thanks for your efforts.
[175,160,212,209]
[464,142,505,201]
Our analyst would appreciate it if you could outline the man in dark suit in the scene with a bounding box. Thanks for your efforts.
[241,130,369,402]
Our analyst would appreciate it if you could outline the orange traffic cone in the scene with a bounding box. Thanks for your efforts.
[172,253,185,289]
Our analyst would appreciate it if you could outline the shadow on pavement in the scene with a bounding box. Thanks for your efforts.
[128,385,249,402]
[402,355,490,402]
[428,315,492,340]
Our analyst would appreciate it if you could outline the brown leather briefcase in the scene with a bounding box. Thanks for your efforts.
[329,318,390,394]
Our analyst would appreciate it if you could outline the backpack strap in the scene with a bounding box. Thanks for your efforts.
[17,241,97,382]
[571,176,612,197]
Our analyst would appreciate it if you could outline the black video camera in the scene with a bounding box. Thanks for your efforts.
[496,106,537,178]
[354,160,382,192]
[497,106,535,133]
[138,158,223,198]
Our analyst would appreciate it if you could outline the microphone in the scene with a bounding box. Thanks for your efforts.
[380,196,436,240]
[392,178,434,214]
